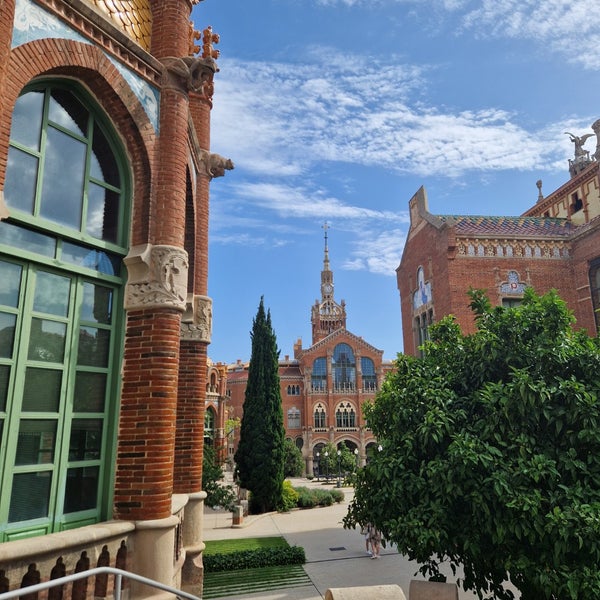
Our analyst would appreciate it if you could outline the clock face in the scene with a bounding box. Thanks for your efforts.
[323,283,333,294]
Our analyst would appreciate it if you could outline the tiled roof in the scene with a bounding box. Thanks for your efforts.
[438,215,575,237]
[280,365,301,377]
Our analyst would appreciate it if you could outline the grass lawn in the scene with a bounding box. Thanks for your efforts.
[203,536,289,555]
[202,537,312,598]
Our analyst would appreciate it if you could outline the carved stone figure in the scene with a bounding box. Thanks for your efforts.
[164,56,217,95]
[565,131,594,158]
[209,153,234,177]
[181,295,212,342]
[124,244,189,311]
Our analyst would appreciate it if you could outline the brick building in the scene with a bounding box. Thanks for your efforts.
[0,0,231,596]
[226,228,394,475]
[398,125,600,356]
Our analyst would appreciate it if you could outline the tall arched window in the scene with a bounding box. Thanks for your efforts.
[0,82,129,540]
[311,357,327,391]
[332,343,355,391]
[361,357,377,391]
[287,407,301,429]
[590,258,600,331]
[204,408,216,446]
[313,403,326,428]
[335,402,356,428]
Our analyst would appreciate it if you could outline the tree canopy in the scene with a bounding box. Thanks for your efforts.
[344,288,600,600]
[234,297,285,513]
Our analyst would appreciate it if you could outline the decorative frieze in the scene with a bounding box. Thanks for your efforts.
[456,238,570,259]
[181,294,213,342]
[124,244,188,311]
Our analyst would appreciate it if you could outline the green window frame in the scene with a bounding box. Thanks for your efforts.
[0,81,129,541]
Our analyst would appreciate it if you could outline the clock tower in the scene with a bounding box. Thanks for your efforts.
[312,223,347,343]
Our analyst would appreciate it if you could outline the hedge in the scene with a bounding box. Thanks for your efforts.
[203,546,306,573]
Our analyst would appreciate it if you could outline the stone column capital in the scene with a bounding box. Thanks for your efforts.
[181,294,212,342]
[124,244,188,311]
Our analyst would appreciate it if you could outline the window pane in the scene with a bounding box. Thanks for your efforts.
[0,313,16,359]
[16,420,57,465]
[48,89,88,137]
[0,261,22,308]
[77,327,110,367]
[9,471,52,522]
[64,466,99,513]
[40,127,85,230]
[69,419,102,460]
[10,90,44,150]
[74,372,107,412]
[87,183,119,243]
[91,122,120,187]
[81,283,112,325]
[33,271,70,317]
[61,243,120,276]
[28,318,66,363]
[5,146,39,213]
[0,365,9,411]
[22,368,62,412]
[0,221,56,257]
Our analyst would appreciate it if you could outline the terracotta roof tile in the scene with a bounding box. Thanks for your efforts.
[438,215,575,237]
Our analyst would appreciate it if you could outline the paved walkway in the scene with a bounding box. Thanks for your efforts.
[202,478,508,600]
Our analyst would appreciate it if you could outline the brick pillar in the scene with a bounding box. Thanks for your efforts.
[0,0,16,217]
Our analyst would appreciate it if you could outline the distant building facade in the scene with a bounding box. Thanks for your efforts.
[0,0,231,596]
[398,124,600,356]
[226,228,394,475]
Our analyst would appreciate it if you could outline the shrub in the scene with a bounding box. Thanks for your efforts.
[279,480,299,512]
[292,486,343,508]
[204,546,306,573]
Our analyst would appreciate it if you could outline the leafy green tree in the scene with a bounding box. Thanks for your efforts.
[234,297,285,513]
[345,288,600,600]
[202,445,236,510]
[284,438,304,477]
[319,442,357,481]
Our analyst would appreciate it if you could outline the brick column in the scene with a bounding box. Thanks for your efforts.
[0,0,16,218]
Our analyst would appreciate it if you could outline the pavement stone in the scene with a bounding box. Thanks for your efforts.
[202,477,518,600]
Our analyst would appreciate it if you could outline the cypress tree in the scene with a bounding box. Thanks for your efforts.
[234,297,285,513]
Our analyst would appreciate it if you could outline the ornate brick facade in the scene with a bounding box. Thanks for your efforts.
[398,144,600,356]
[225,231,394,474]
[0,0,231,596]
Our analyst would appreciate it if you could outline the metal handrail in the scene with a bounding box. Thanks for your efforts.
[0,566,200,600]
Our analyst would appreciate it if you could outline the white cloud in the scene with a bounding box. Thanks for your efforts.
[211,51,568,181]
[342,228,408,275]
[458,1,600,69]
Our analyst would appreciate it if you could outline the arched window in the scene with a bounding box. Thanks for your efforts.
[335,402,356,428]
[332,343,355,391]
[590,258,600,330]
[361,357,377,391]
[204,408,216,446]
[0,82,129,540]
[313,403,326,428]
[287,407,301,429]
[311,357,327,391]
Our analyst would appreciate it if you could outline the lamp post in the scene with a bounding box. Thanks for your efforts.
[354,447,359,471]
[336,450,342,488]
[324,450,329,481]
[316,452,320,482]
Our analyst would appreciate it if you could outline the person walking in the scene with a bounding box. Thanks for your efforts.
[360,523,372,555]
[369,526,382,559]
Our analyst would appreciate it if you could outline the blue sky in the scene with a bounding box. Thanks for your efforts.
[191,0,600,364]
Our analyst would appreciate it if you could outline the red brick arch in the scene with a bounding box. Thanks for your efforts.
[0,38,156,244]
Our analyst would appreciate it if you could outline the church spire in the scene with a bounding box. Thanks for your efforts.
[312,223,346,344]
[323,221,330,272]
